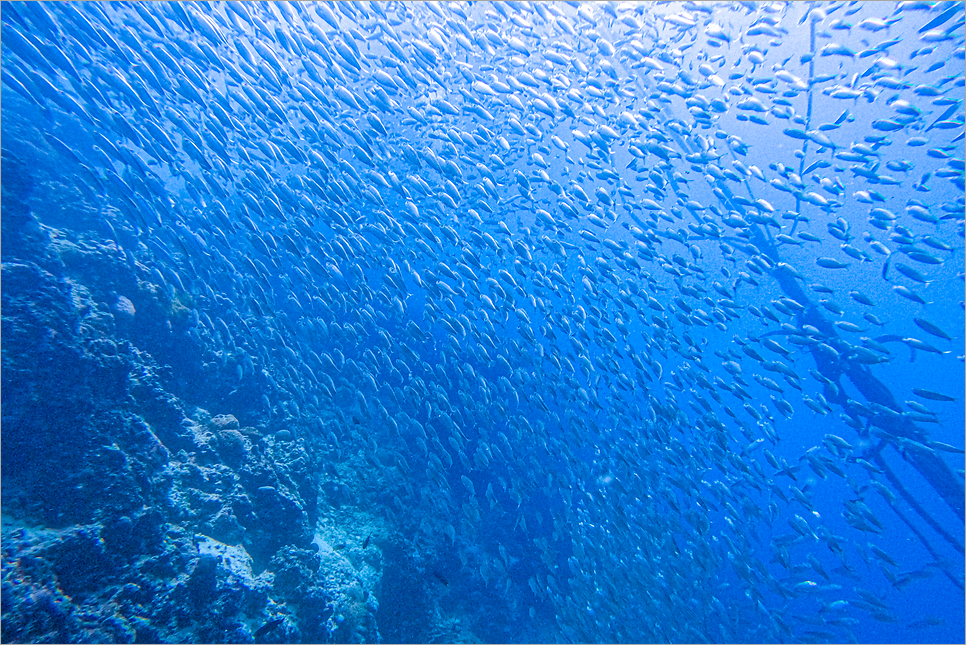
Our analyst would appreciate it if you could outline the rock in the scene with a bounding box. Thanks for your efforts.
[101,515,136,555]
[113,294,136,319]
[186,554,219,608]
[211,414,240,431]
[47,526,118,598]
[0,142,327,643]
[215,428,251,467]
[206,507,245,545]
[196,535,257,585]
[269,545,321,597]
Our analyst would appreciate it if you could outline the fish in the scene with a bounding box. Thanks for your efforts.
[914,317,952,340]
[1,3,963,645]
[912,388,957,402]
[917,4,963,34]
[908,616,945,629]
[254,618,284,640]
[816,257,850,269]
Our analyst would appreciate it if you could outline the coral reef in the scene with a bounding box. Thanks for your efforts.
[0,178,393,644]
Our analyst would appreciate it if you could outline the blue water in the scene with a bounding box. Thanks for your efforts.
[1,2,963,643]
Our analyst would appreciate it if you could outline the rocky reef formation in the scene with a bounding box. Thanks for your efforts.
[1,148,465,644]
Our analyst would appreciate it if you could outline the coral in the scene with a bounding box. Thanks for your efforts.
[427,610,484,645]
[166,288,195,332]
[214,427,251,468]
[270,546,320,598]
[1,128,450,645]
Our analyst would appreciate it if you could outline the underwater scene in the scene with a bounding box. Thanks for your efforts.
[1,1,964,643]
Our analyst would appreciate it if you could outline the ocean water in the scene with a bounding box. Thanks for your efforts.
[1,1,963,643]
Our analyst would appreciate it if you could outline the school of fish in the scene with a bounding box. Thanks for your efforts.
[1,1,964,642]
